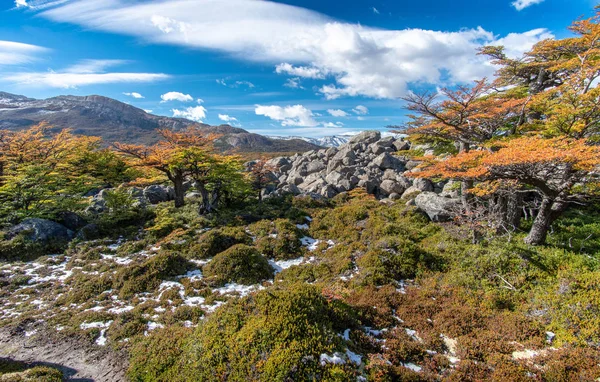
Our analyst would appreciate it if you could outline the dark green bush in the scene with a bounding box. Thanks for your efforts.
[203,244,273,285]
[252,219,304,260]
[113,252,192,298]
[186,227,251,259]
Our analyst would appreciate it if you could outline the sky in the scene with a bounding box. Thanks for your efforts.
[0,0,597,137]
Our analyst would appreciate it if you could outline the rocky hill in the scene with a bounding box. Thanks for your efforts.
[262,130,461,221]
[0,92,320,152]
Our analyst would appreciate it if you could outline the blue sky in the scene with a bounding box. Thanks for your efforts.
[0,0,597,137]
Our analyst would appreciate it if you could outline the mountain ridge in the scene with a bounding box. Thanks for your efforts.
[0,92,321,153]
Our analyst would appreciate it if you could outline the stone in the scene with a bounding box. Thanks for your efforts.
[401,186,421,199]
[414,192,459,222]
[143,185,171,204]
[76,223,101,241]
[392,140,411,151]
[389,193,401,200]
[441,180,461,198]
[349,131,381,146]
[8,218,74,244]
[325,171,344,185]
[320,185,338,198]
[379,179,405,196]
[405,160,421,170]
[373,152,405,171]
[413,178,434,192]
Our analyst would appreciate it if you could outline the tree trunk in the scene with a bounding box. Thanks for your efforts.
[458,142,473,212]
[505,192,522,230]
[524,197,566,245]
[196,183,212,215]
[173,175,185,208]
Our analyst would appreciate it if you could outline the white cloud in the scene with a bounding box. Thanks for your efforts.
[3,59,168,88]
[352,105,369,115]
[371,7,380,14]
[323,121,344,128]
[327,109,348,117]
[216,79,255,88]
[284,78,304,89]
[15,0,28,7]
[144,109,153,113]
[218,114,238,122]
[216,79,227,86]
[0,40,48,66]
[14,0,68,10]
[255,105,318,127]
[511,0,545,11]
[123,92,144,99]
[275,63,327,79]
[172,105,206,122]
[197,98,204,104]
[35,0,554,99]
[160,91,193,102]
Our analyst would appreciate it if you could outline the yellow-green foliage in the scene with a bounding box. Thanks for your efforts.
[127,326,193,382]
[186,227,251,259]
[252,219,304,260]
[180,284,357,381]
[0,359,62,382]
[203,244,273,285]
[113,251,192,298]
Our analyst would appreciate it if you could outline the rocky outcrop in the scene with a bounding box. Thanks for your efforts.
[263,131,414,200]
[8,218,74,243]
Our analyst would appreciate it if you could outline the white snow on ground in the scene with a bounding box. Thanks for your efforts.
[268,257,305,273]
[80,321,114,346]
[296,224,309,230]
[403,363,422,372]
[213,283,264,296]
[512,349,539,360]
[179,269,203,281]
[101,254,133,265]
[300,237,335,251]
[147,321,164,331]
[108,305,134,314]
[346,349,362,365]
[320,352,346,365]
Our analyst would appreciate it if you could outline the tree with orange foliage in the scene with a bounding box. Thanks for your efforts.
[248,158,277,202]
[416,136,600,245]
[114,127,216,208]
[0,123,109,221]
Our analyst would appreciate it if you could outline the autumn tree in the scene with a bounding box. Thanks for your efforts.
[114,127,216,208]
[248,158,277,202]
[0,123,109,221]
[416,136,600,244]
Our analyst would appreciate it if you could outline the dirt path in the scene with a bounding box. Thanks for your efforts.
[0,327,127,382]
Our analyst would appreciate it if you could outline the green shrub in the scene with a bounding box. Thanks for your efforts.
[180,284,357,381]
[113,252,192,298]
[252,219,304,260]
[203,244,273,285]
[0,360,63,382]
[0,231,69,262]
[186,227,251,260]
[64,272,112,304]
[127,326,193,382]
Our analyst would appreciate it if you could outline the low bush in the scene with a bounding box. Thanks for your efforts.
[252,219,304,260]
[186,227,251,260]
[113,251,192,298]
[202,244,273,285]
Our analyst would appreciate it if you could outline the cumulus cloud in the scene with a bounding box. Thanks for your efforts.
[3,59,168,88]
[218,114,238,122]
[275,63,327,79]
[0,40,48,66]
[323,121,344,128]
[352,105,369,115]
[172,105,206,122]
[255,105,318,127]
[511,0,545,11]
[35,0,554,99]
[123,92,144,99]
[216,79,255,88]
[327,109,348,117]
[160,91,193,102]
[144,109,153,113]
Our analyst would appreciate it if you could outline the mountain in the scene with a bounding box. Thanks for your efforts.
[267,134,353,147]
[0,92,320,153]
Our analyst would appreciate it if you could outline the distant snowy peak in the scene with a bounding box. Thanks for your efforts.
[267,134,352,147]
[268,132,403,148]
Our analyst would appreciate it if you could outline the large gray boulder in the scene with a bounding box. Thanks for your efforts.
[379,179,406,196]
[8,218,74,243]
[414,192,459,222]
[372,152,405,171]
[348,131,381,146]
[143,185,172,204]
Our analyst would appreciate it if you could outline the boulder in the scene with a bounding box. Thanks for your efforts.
[8,218,74,244]
[414,192,459,222]
[76,223,101,241]
[413,178,434,192]
[372,153,405,171]
[143,185,171,204]
[349,131,381,146]
[306,160,326,174]
[441,180,461,198]
[392,140,411,151]
[379,179,405,196]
